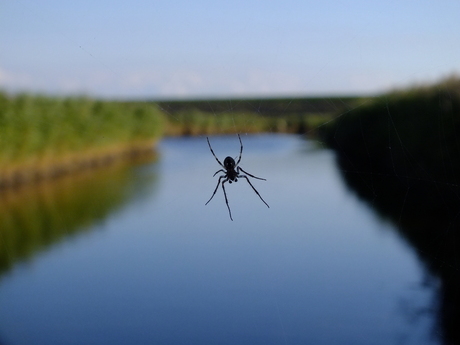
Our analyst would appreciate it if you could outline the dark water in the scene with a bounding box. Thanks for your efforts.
[0,134,442,344]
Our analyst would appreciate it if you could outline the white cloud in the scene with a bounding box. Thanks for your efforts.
[158,70,205,97]
[226,69,304,96]
[0,67,34,91]
[111,67,307,99]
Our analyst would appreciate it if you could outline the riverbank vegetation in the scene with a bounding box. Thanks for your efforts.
[0,92,355,188]
[322,75,460,189]
[4,73,459,191]
[159,96,359,136]
[0,92,164,187]
[163,110,330,136]
[3,75,458,189]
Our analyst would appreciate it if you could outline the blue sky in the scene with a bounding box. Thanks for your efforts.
[1,0,459,99]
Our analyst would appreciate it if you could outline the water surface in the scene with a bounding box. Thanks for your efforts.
[0,134,438,344]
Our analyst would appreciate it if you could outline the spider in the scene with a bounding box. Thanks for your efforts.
[205,134,269,220]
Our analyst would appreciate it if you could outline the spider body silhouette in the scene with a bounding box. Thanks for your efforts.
[205,134,269,221]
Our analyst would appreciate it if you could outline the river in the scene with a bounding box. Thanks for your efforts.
[0,134,440,345]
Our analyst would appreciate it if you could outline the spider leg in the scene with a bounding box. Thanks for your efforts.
[235,134,243,165]
[205,175,225,205]
[221,179,233,221]
[238,166,266,181]
[213,169,226,177]
[207,137,224,168]
[240,175,270,208]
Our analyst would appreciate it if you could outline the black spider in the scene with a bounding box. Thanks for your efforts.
[205,134,269,220]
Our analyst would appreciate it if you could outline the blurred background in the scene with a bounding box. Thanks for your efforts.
[1,1,460,344]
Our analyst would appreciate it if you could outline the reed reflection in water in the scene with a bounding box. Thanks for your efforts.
[0,153,159,276]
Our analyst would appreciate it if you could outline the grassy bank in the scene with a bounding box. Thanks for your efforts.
[0,92,164,187]
[322,75,460,191]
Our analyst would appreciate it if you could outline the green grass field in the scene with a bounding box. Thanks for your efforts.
[0,93,164,180]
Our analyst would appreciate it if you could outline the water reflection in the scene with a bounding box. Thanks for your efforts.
[0,153,159,277]
[334,152,460,345]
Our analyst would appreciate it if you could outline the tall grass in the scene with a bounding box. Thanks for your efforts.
[322,75,460,186]
[0,92,164,172]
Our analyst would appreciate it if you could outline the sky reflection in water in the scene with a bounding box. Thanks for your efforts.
[0,134,437,345]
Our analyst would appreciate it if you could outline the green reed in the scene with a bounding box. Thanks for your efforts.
[321,75,460,185]
[0,92,164,168]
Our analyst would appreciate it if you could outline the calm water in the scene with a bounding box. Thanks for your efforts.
[0,134,438,345]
